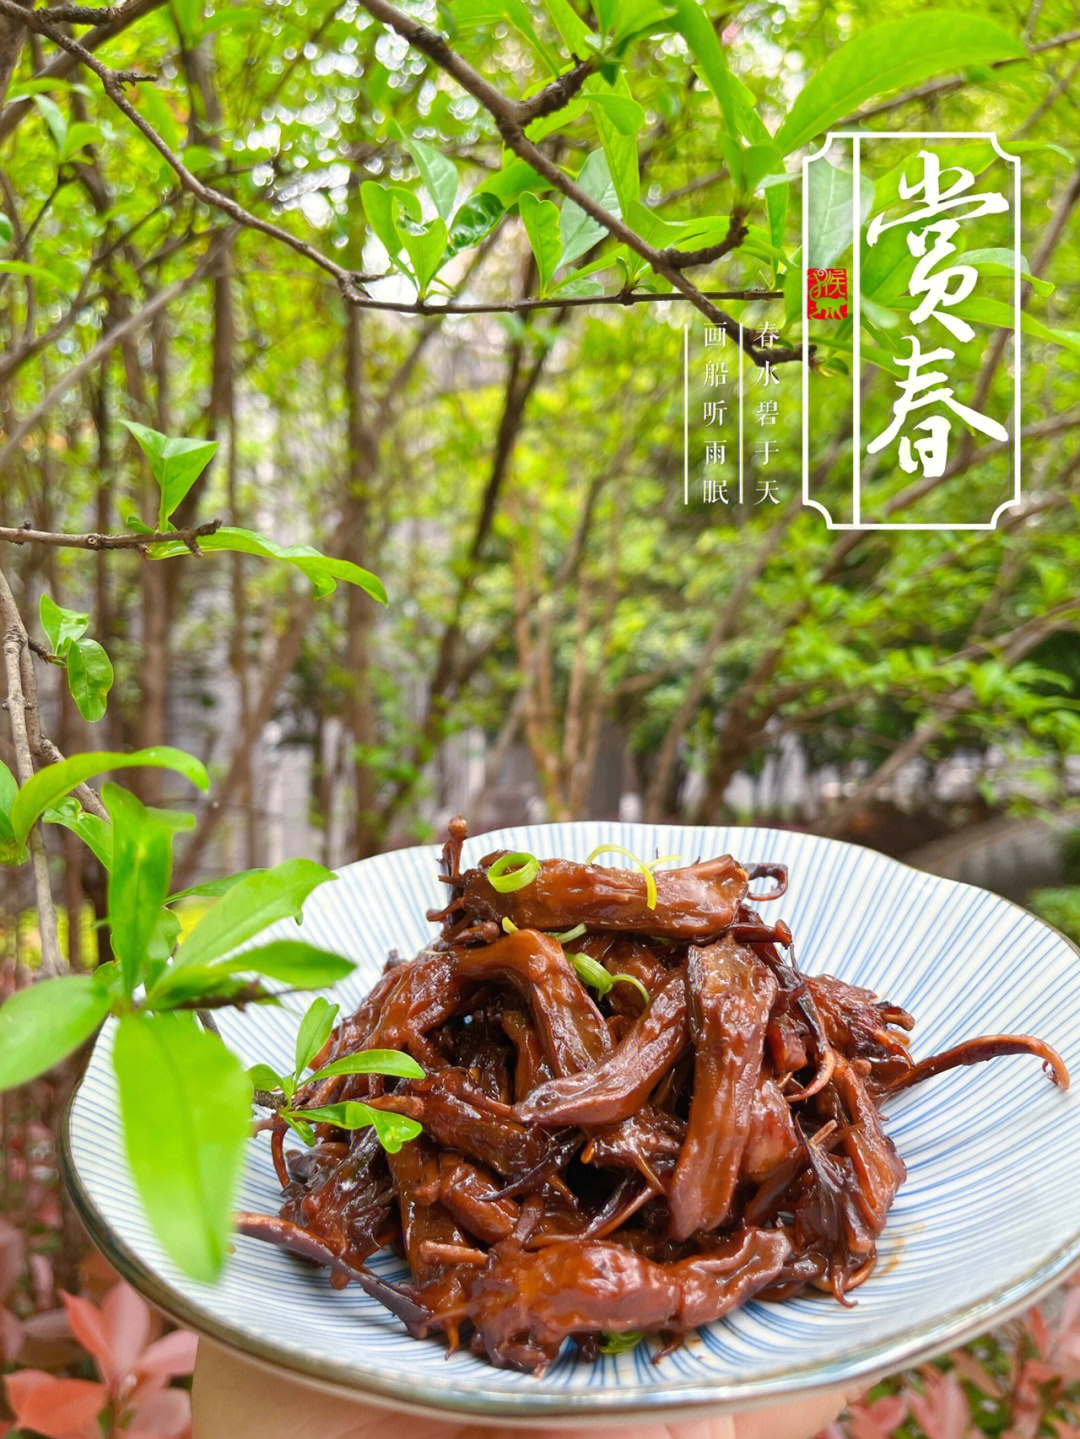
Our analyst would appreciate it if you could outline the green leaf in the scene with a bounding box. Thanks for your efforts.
[669,0,738,139]
[587,74,641,212]
[806,159,874,269]
[137,82,180,154]
[961,247,1053,297]
[150,940,354,1003]
[451,0,559,69]
[398,215,448,296]
[173,858,335,971]
[66,639,114,722]
[890,293,1080,355]
[113,1010,251,1282]
[294,995,339,1076]
[0,975,112,1089]
[0,759,16,842]
[289,1101,422,1153]
[39,593,88,654]
[33,94,67,151]
[400,132,458,222]
[560,151,618,266]
[59,121,100,163]
[0,260,64,287]
[519,192,563,293]
[148,527,387,603]
[775,15,1026,156]
[40,797,112,869]
[539,0,593,52]
[120,420,218,530]
[167,869,267,904]
[307,1048,425,1082]
[247,1063,281,1092]
[103,783,174,995]
[360,181,406,274]
[11,748,208,850]
[447,191,504,257]
[587,92,645,135]
[0,212,13,245]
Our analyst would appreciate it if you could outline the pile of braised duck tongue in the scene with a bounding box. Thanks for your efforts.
[240,819,1069,1374]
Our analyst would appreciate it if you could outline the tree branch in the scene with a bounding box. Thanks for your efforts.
[0,566,63,976]
[0,520,221,552]
[355,0,800,367]
[0,0,381,299]
[0,232,228,475]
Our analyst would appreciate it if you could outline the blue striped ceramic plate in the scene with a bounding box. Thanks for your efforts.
[62,823,1080,1421]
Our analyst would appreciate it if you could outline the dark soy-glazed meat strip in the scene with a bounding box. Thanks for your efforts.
[517,967,688,1126]
[669,938,778,1240]
[463,1228,791,1369]
[456,854,749,939]
[454,929,611,1075]
[243,819,1069,1374]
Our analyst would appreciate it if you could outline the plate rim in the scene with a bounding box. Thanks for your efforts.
[60,820,1080,1420]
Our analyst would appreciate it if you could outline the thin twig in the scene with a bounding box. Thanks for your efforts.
[0,519,221,552]
[0,567,63,977]
[355,0,799,366]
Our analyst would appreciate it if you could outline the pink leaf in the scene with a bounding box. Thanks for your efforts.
[60,1290,115,1380]
[101,1283,153,1379]
[5,1369,107,1439]
[909,1371,972,1439]
[0,1306,22,1364]
[0,1220,24,1301]
[847,1394,909,1439]
[127,1387,192,1438]
[136,1329,199,1381]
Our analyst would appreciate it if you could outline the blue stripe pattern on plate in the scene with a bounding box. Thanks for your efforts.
[62,823,1080,1420]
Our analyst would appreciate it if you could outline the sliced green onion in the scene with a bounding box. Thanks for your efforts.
[501,916,519,934]
[600,1330,646,1355]
[569,952,613,998]
[610,973,651,1007]
[568,955,648,1008]
[585,844,658,910]
[487,851,541,893]
[547,922,586,942]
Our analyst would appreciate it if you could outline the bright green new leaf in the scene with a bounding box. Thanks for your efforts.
[150,940,354,1003]
[40,797,112,868]
[39,593,89,654]
[11,748,208,850]
[294,994,339,1075]
[519,192,562,293]
[0,976,112,1089]
[560,151,618,266]
[447,191,504,257]
[0,760,16,843]
[173,858,335,971]
[33,94,67,150]
[401,133,458,222]
[308,1048,425,1082]
[0,261,65,287]
[103,783,175,995]
[113,1010,252,1282]
[806,159,875,269]
[586,92,645,135]
[669,0,738,139]
[775,16,1026,156]
[66,639,114,722]
[398,215,448,296]
[167,869,267,904]
[60,121,100,163]
[289,1100,422,1153]
[0,212,12,244]
[148,527,387,603]
[247,1063,281,1092]
[120,420,219,530]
